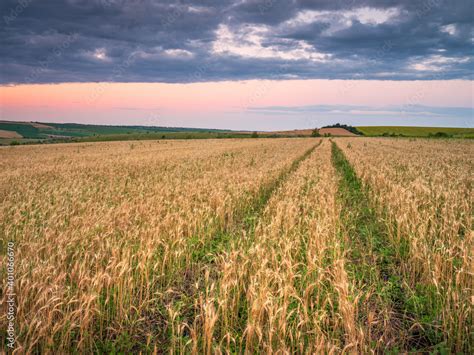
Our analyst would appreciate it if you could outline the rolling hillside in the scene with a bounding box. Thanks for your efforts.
[2,120,473,145]
[357,126,474,138]
[0,121,239,144]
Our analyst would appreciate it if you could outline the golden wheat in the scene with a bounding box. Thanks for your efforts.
[0,138,316,352]
[169,140,358,353]
[336,137,473,352]
[0,137,472,353]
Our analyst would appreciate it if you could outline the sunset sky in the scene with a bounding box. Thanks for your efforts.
[1,0,472,130]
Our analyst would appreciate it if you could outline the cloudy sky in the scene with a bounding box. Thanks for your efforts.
[0,0,472,129]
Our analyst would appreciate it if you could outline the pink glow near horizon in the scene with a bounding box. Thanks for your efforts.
[1,80,472,129]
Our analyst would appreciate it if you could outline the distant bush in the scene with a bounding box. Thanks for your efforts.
[311,128,321,137]
[322,123,364,135]
[251,131,259,138]
[10,140,20,146]
[382,132,406,137]
[429,132,452,138]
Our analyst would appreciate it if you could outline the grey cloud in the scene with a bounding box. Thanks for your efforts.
[0,0,472,84]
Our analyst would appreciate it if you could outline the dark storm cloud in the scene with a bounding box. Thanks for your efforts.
[0,0,472,84]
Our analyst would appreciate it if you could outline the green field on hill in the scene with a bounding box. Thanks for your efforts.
[0,121,242,145]
[2,121,473,145]
[356,126,474,138]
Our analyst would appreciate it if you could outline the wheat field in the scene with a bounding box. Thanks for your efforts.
[1,138,472,353]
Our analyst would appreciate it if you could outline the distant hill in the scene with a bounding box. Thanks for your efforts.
[319,127,357,136]
[259,129,313,136]
[357,126,474,138]
[322,123,363,135]
[0,120,230,138]
[261,127,356,137]
[262,125,474,138]
[0,120,244,145]
[2,120,473,145]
